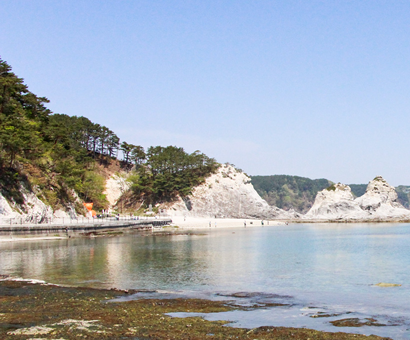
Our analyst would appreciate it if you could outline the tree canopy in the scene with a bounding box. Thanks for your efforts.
[128,146,218,203]
[0,57,219,212]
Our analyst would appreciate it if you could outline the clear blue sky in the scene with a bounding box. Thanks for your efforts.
[2,1,410,185]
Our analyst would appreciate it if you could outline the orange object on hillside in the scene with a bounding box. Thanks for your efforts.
[83,203,93,211]
[83,203,97,217]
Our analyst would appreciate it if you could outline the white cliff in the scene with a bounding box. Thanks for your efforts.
[0,185,78,223]
[0,192,18,219]
[304,183,366,219]
[305,176,410,221]
[103,172,131,207]
[0,186,54,223]
[166,164,299,219]
[355,176,410,218]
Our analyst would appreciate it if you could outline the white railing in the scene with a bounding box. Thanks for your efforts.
[0,215,171,227]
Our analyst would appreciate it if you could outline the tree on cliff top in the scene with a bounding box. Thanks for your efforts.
[128,146,218,204]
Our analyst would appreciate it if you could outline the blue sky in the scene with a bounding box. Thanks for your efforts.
[2,1,410,185]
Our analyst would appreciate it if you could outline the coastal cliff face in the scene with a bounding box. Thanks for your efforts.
[356,176,404,212]
[103,172,131,207]
[0,185,75,223]
[165,165,300,219]
[305,176,410,220]
[304,183,366,219]
[1,166,409,222]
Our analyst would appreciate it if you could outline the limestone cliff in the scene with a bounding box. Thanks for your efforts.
[355,176,410,218]
[165,165,300,219]
[305,177,410,220]
[304,183,366,219]
[103,172,131,207]
[0,185,75,223]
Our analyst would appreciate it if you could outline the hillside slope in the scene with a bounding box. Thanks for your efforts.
[251,175,333,213]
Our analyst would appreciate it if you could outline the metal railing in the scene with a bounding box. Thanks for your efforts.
[0,214,171,227]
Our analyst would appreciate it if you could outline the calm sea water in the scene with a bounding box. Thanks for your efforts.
[1,223,410,339]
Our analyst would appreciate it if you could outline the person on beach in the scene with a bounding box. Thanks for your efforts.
[244,221,246,228]
[209,221,211,228]
[214,221,217,227]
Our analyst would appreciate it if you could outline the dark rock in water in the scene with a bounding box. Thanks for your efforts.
[217,292,292,299]
[331,318,386,327]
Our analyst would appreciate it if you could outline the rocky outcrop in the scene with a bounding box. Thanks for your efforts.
[305,176,410,220]
[0,184,78,223]
[0,187,54,223]
[165,165,300,219]
[355,176,407,214]
[0,192,18,218]
[304,183,366,219]
[103,172,131,207]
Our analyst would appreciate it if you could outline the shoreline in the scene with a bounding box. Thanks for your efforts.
[0,278,389,340]
[0,216,408,242]
[169,216,288,229]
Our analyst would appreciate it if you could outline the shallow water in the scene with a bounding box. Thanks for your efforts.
[1,223,409,338]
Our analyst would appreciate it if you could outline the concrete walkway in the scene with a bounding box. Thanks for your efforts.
[0,217,172,233]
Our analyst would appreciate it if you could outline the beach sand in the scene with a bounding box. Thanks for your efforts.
[170,216,287,229]
[0,217,287,242]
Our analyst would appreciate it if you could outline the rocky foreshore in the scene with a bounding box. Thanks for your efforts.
[0,279,390,340]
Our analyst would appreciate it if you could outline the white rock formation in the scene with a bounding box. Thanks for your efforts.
[304,183,366,219]
[166,165,299,219]
[0,192,18,218]
[21,188,54,222]
[305,176,410,220]
[355,176,410,218]
[103,172,131,207]
[0,186,55,223]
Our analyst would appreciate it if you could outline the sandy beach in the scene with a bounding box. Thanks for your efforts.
[169,216,287,229]
[0,217,286,242]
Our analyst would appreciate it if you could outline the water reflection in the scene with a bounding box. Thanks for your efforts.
[1,225,410,309]
[2,224,410,338]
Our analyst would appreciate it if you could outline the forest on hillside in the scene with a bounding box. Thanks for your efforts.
[251,175,333,213]
[0,58,218,214]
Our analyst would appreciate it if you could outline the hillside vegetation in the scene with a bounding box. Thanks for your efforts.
[0,58,218,215]
[251,175,332,213]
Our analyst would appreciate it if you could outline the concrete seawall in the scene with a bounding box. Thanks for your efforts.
[0,218,172,233]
